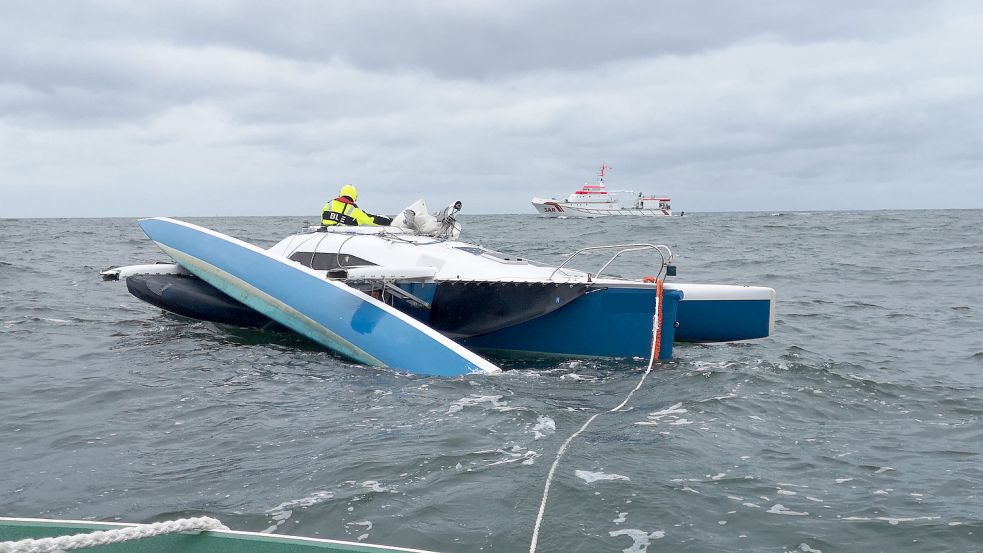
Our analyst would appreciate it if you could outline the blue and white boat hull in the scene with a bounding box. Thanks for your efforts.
[669,283,776,342]
[138,218,500,377]
[462,286,683,359]
[107,217,775,367]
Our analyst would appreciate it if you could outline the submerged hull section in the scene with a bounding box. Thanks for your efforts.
[120,273,773,355]
[120,273,681,359]
[126,273,278,328]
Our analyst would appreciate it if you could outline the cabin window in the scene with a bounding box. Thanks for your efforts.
[289,252,375,270]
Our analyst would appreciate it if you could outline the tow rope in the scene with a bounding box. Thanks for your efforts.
[0,517,229,553]
[529,278,665,552]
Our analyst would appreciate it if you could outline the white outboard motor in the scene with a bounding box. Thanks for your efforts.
[392,199,463,239]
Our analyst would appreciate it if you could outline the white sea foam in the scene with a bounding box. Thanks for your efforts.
[560,373,597,382]
[609,529,664,552]
[636,402,688,426]
[360,480,393,493]
[841,516,941,524]
[530,416,556,439]
[264,490,335,532]
[650,403,687,417]
[767,504,809,516]
[576,470,631,484]
[483,446,539,467]
[446,394,512,414]
[345,520,372,541]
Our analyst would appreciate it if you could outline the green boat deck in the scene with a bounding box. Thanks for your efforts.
[0,517,440,553]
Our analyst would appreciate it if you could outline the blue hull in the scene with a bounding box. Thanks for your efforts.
[461,287,682,359]
[138,218,499,377]
[675,299,773,342]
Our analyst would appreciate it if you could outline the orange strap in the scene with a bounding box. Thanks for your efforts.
[653,279,664,360]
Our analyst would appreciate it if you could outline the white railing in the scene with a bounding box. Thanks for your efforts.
[548,243,673,282]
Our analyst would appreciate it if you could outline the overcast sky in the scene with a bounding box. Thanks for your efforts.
[1,1,981,217]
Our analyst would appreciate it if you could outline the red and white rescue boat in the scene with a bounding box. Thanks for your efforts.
[532,164,675,218]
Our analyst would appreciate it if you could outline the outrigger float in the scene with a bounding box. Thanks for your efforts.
[102,200,775,376]
[531,164,675,217]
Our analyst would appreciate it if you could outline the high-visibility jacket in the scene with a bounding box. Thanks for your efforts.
[321,196,378,226]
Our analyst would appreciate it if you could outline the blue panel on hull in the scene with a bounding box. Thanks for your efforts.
[138,218,499,377]
[674,299,772,342]
[461,287,682,359]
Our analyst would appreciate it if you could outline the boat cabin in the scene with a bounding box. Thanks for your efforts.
[632,193,671,210]
[565,183,613,205]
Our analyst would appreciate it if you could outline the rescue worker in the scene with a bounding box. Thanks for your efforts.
[321,184,391,226]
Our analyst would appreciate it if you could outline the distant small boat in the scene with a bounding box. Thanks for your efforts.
[531,164,674,217]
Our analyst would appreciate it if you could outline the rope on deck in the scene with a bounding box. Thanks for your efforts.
[0,517,229,553]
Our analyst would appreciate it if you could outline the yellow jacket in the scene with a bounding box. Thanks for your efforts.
[321,197,378,226]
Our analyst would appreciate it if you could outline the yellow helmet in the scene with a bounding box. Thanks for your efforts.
[339,184,358,201]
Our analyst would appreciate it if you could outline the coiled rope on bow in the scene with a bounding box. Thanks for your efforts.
[0,517,229,553]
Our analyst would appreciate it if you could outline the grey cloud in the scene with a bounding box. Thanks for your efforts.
[0,0,981,217]
[3,1,943,80]
[153,0,939,78]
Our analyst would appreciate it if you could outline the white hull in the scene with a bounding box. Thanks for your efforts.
[531,197,672,218]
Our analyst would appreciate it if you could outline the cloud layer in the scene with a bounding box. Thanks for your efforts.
[1,0,981,217]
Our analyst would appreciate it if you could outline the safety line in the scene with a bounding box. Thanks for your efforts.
[529,279,663,553]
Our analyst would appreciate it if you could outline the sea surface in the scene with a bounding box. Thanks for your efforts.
[1,210,981,552]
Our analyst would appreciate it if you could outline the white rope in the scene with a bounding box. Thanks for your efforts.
[529,284,663,553]
[0,517,229,553]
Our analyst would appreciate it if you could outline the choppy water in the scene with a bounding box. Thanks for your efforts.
[1,210,981,552]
